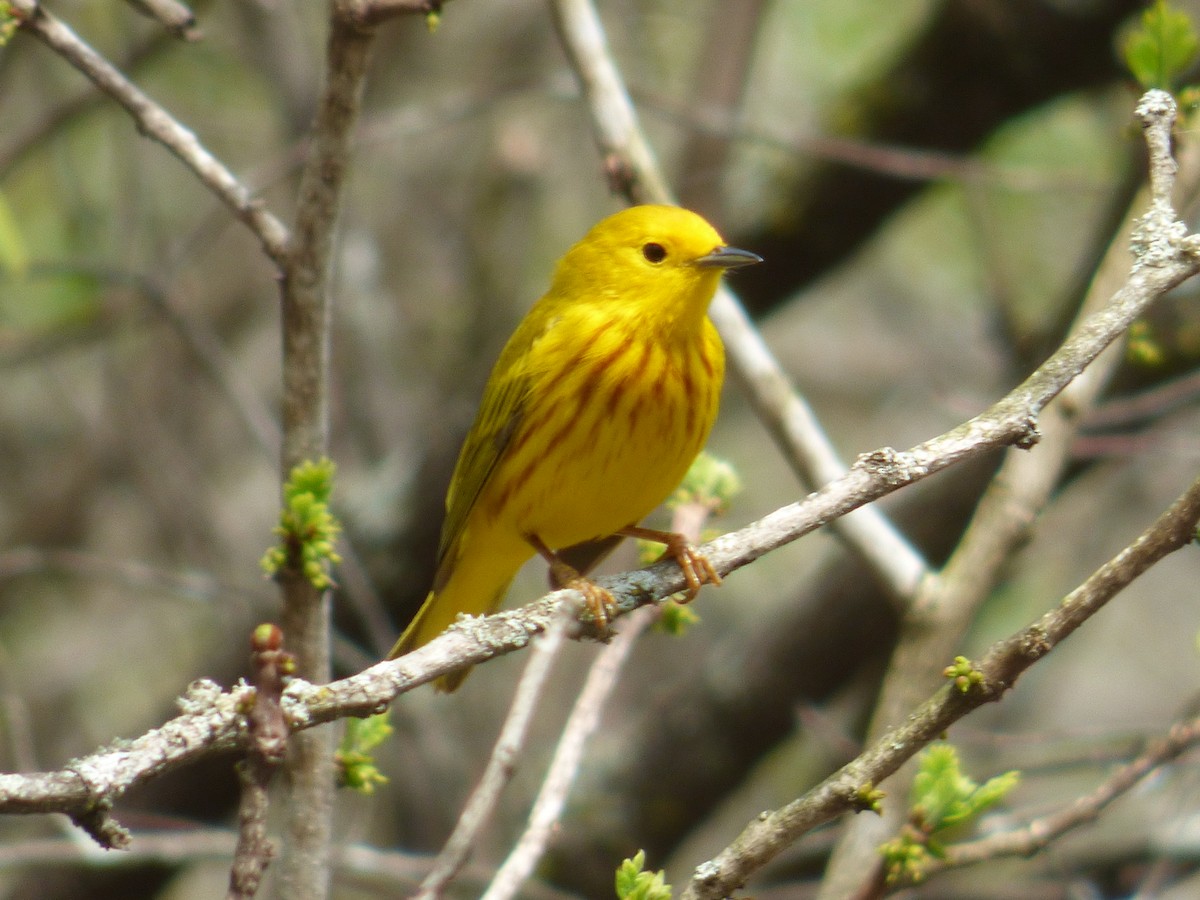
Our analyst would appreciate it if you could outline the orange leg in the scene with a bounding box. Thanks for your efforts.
[526,533,616,631]
[617,525,721,603]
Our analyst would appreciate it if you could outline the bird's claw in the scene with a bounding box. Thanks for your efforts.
[665,536,721,603]
[566,577,617,636]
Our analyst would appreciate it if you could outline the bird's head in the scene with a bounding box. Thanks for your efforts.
[550,205,761,328]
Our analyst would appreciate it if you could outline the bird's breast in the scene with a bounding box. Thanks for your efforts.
[480,320,723,548]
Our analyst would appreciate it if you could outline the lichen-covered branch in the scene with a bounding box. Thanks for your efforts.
[681,472,1200,899]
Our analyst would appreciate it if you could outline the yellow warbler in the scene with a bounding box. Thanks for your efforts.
[389,205,761,690]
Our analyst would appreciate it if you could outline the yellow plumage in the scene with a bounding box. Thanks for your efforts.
[389,205,760,690]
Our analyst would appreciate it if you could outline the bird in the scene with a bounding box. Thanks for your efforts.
[389,204,761,690]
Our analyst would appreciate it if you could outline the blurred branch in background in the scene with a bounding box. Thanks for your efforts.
[684,463,1200,897]
[820,86,1200,899]
[7,0,290,263]
[3,0,1200,898]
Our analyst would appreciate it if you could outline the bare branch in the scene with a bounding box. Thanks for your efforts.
[819,86,1200,896]
[10,0,290,265]
[926,714,1200,878]
[123,0,199,40]
[0,679,249,829]
[481,605,653,900]
[412,603,577,900]
[680,473,1200,899]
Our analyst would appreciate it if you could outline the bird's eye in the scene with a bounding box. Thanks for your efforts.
[641,242,667,264]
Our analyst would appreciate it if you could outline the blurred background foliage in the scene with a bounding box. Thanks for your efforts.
[3,0,1200,897]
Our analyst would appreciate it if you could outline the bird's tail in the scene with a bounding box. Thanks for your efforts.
[388,578,514,692]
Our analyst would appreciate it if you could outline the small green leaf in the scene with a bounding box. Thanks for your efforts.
[261,457,343,589]
[854,783,886,814]
[0,191,29,276]
[286,457,338,504]
[942,655,984,694]
[336,713,393,794]
[1123,0,1200,90]
[654,600,700,636]
[910,744,1019,831]
[0,3,19,46]
[880,831,932,885]
[616,850,672,900]
[670,452,742,513]
[958,769,1021,823]
[882,746,1019,885]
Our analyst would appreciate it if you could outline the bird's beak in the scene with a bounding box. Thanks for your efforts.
[692,246,763,269]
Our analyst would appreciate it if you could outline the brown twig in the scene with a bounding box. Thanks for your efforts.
[818,87,1200,897]
[411,602,577,900]
[10,0,289,264]
[680,472,1200,899]
[227,625,291,900]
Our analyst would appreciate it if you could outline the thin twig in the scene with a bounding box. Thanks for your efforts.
[481,605,654,900]
[123,0,200,39]
[680,472,1200,900]
[0,29,179,178]
[10,0,290,264]
[641,91,1104,193]
[546,0,929,603]
[478,497,716,899]
[923,714,1200,878]
[818,87,1200,898]
[227,626,290,900]
[274,2,377,896]
[411,602,577,900]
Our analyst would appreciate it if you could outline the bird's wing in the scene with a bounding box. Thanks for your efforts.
[432,321,545,589]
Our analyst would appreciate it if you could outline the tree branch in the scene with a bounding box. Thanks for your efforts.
[0,679,249,836]
[274,2,377,895]
[818,86,1200,896]
[924,714,1200,879]
[10,0,290,265]
[3,386,1196,857]
[411,602,577,900]
[680,471,1200,899]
